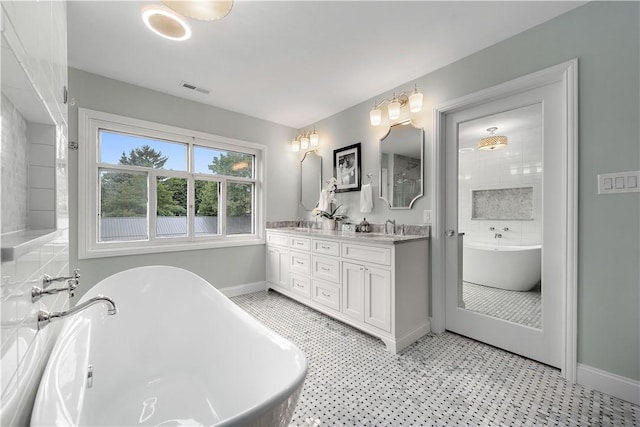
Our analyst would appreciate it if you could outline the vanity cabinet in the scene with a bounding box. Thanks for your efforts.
[266,230,430,353]
[266,234,289,290]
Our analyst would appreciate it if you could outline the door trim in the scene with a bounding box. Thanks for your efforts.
[430,59,578,381]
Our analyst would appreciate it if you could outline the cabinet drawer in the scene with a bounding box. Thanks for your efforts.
[341,243,392,266]
[312,280,340,312]
[312,255,340,283]
[313,239,340,256]
[289,236,311,251]
[290,251,311,275]
[266,232,288,247]
[291,274,311,298]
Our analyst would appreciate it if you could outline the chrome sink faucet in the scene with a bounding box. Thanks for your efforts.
[37,295,117,330]
[385,219,396,235]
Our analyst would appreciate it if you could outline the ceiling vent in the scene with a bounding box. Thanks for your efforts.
[179,80,210,95]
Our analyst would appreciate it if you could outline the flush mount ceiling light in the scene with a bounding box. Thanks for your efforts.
[478,127,508,151]
[162,0,233,21]
[291,128,320,152]
[142,6,192,41]
[369,83,423,126]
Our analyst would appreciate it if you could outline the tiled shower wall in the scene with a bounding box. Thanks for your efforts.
[1,97,56,233]
[1,95,28,233]
[0,100,68,425]
[458,126,542,246]
[27,124,56,230]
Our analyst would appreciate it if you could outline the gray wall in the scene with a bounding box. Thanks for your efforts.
[68,68,298,297]
[302,2,639,380]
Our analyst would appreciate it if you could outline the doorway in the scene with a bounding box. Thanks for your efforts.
[431,60,578,379]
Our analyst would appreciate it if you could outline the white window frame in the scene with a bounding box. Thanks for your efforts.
[78,108,266,259]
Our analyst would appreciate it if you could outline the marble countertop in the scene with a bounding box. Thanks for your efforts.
[266,227,429,245]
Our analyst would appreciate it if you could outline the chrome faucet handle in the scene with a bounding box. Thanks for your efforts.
[32,274,80,302]
[43,268,80,288]
[489,227,495,231]
[502,227,509,231]
[67,277,79,291]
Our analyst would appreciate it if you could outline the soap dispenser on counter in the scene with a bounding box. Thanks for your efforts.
[358,218,371,233]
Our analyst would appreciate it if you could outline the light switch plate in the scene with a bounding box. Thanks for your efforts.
[598,170,640,194]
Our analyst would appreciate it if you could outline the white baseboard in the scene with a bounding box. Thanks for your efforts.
[577,363,640,405]
[220,281,266,298]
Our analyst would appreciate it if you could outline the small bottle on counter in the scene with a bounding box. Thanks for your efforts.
[358,218,371,233]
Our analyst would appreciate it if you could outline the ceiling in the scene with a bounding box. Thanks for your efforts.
[67,1,585,129]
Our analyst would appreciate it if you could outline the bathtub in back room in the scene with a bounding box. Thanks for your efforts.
[462,241,541,292]
[31,265,307,426]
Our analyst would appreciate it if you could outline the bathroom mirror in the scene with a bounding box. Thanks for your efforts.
[300,150,322,210]
[379,122,424,209]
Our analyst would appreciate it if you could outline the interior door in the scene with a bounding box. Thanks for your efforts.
[444,82,563,368]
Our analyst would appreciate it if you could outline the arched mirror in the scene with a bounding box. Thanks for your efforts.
[379,122,424,209]
[300,150,322,210]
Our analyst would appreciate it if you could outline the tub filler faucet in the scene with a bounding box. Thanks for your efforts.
[494,233,503,239]
[37,295,117,330]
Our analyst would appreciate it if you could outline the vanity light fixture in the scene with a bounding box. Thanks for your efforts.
[291,129,320,152]
[369,83,423,126]
[478,127,508,151]
[142,6,192,41]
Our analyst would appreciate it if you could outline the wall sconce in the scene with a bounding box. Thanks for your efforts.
[369,83,423,126]
[291,128,319,152]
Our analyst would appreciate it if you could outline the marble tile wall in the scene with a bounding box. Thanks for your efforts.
[471,187,534,220]
[27,124,56,230]
[1,95,29,233]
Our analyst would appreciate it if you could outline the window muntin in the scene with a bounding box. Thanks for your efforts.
[79,108,265,258]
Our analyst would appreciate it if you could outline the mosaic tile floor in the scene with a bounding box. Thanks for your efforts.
[231,291,639,426]
[463,281,541,329]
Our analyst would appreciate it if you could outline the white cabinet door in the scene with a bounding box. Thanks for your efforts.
[364,266,392,332]
[266,247,289,288]
[342,262,365,322]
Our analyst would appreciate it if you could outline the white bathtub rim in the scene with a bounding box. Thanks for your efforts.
[45,265,308,427]
[81,265,309,425]
[464,241,542,251]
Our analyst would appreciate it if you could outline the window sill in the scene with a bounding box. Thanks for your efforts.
[78,236,265,259]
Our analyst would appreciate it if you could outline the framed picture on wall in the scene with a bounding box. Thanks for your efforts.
[333,143,361,193]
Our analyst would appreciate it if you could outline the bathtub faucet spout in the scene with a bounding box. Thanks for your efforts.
[37,295,117,330]
[494,233,502,239]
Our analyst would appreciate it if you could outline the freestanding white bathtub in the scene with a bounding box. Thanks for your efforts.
[463,241,541,291]
[31,266,307,426]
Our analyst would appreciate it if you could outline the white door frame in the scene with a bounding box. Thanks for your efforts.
[430,59,578,381]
